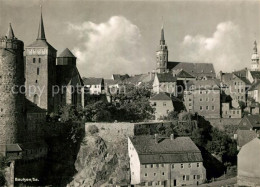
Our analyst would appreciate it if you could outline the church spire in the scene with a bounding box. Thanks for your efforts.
[37,5,46,40]
[6,23,15,39]
[160,18,165,45]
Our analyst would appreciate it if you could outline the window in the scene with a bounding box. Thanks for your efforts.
[206,106,209,110]
[200,91,202,94]
[241,96,243,99]
[212,106,215,110]
[163,102,166,106]
[148,182,152,186]
[197,175,200,179]
[188,163,191,168]
[35,80,38,83]
[206,98,209,102]
[156,164,159,168]
[39,58,41,63]
[212,98,214,101]
[37,68,40,75]
[237,111,239,114]
[33,58,36,63]
[161,164,164,167]
[151,164,153,168]
[200,98,202,102]
[241,89,243,92]
[145,165,147,168]
[172,164,174,169]
[153,102,157,106]
[197,163,200,167]
[233,111,235,114]
[181,164,184,169]
[200,106,203,111]
[186,175,189,181]
[162,172,165,176]
[154,173,156,176]
[183,175,185,180]
[145,173,148,177]
[194,175,196,179]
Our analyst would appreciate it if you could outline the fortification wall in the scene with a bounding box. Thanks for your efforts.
[0,39,26,144]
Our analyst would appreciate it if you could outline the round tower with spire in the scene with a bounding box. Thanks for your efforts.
[251,40,260,71]
[0,24,26,144]
[156,22,168,73]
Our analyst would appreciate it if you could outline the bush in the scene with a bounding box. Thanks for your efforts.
[87,125,99,135]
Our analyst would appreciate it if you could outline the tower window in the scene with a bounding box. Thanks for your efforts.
[35,80,38,83]
[37,68,40,75]
[39,58,41,63]
[33,58,36,63]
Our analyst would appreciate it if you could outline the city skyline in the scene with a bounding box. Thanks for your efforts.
[1,0,260,78]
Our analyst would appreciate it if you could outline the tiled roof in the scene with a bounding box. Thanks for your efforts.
[156,73,176,82]
[130,136,202,164]
[237,130,258,148]
[250,71,260,80]
[58,48,76,58]
[176,69,195,79]
[187,79,220,90]
[233,69,247,78]
[167,62,216,79]
[83,77,103,85]
[248,80,260,91]
[150,92,171,100]
[104,79,119,85]
[123,73,155,85]
[27,39,56,51]
[240,115,260,129]
[112,74,130,81]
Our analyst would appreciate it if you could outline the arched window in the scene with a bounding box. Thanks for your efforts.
[33,94,39,105]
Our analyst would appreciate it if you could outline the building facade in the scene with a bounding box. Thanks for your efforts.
[128,135,206,186]
[184,80,221,118]
[153,73,177,96]
[150,92,174,120]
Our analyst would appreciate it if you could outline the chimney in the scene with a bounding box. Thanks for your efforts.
[170,133,174,140]
[155,134,159,143]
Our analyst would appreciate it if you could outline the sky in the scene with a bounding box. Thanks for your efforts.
[1,0,260,78]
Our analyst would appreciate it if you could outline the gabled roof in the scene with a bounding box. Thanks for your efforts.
[112,74,130,81]
[167,62,216,79]
[83,77,103,85]
[104,79,119,85]
[240,115,260,129]
[123,73,155,85]
[156,73,176,83]
[237,130,258,148]
[150,92,171,101]
[130,136,202,164]
[58,48,76,58]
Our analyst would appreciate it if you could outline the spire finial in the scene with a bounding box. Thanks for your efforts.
[6,23,15,39]
[37,4,46,40]
[254,40,258,54]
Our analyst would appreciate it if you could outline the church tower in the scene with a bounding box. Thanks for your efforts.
[156,24,168,73]
[0,24,26,144]
[251,40,260,71]
[25,6,57,112]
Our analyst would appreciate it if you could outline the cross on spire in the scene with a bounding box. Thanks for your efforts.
[37,5,46,40]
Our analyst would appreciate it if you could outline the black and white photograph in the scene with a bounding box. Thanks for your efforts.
[0,0,260,186]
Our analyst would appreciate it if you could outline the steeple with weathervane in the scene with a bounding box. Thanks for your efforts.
[251,40,260,71]
[156,19,168,73]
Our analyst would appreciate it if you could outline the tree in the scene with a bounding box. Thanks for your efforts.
[59,104,84,123]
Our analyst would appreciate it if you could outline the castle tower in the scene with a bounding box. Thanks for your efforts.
[251,40,260,71]
[0,24,25,144]
[25,6,57,112]
[156,23,168,73]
